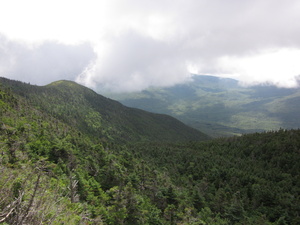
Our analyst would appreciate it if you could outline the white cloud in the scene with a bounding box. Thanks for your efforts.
[216,48,300,88]
[1,0,300,91]
[77,31,191,92]
[0,35,96,84]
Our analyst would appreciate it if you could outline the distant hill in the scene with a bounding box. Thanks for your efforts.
[0,77,209,142]
[107,75,300,137]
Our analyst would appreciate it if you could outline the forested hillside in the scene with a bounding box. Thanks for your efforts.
[1,77,299,224]
[0,78,208,143]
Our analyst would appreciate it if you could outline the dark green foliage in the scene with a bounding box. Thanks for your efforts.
[126,129,300,224]
[1,77,300,224]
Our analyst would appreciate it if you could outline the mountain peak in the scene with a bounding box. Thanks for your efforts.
[47,80,78,86]
[47,80,88,91]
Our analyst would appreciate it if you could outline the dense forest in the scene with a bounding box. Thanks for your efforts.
[1,78,299,224]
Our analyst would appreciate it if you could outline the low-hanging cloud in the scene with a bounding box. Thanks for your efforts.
[76,31,191,92]
[0,34,96,85]
[76,0,300,91]
[1,0,300,91]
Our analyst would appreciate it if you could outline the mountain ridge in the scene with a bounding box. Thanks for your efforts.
[0,77,209,142]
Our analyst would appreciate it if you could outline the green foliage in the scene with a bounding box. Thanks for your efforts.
[1,77,300,224]
[126,129,300,224]
[0,77,208,143]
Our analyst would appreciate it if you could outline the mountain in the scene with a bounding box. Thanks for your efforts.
[1,76,299,224]
[107,75,300,137]
[0,77,209,142]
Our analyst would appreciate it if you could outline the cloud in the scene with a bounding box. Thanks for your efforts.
[216,48,300,88]
[0,34,96,85]
[76,31,191,92]
[1,0,300,91]
[77,0,300,91]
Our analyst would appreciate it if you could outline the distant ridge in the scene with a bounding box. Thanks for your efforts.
[107,74,300,137]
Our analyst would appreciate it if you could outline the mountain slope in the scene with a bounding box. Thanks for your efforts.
[107,75,300,137]
[1,77,299,224]
[0,77,209,142]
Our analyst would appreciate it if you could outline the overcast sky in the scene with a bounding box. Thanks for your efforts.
[0,0,300,92]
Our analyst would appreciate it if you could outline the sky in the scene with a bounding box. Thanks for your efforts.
[0,0,300,92]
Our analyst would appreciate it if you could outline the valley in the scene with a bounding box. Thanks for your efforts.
[107,75,300,137]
